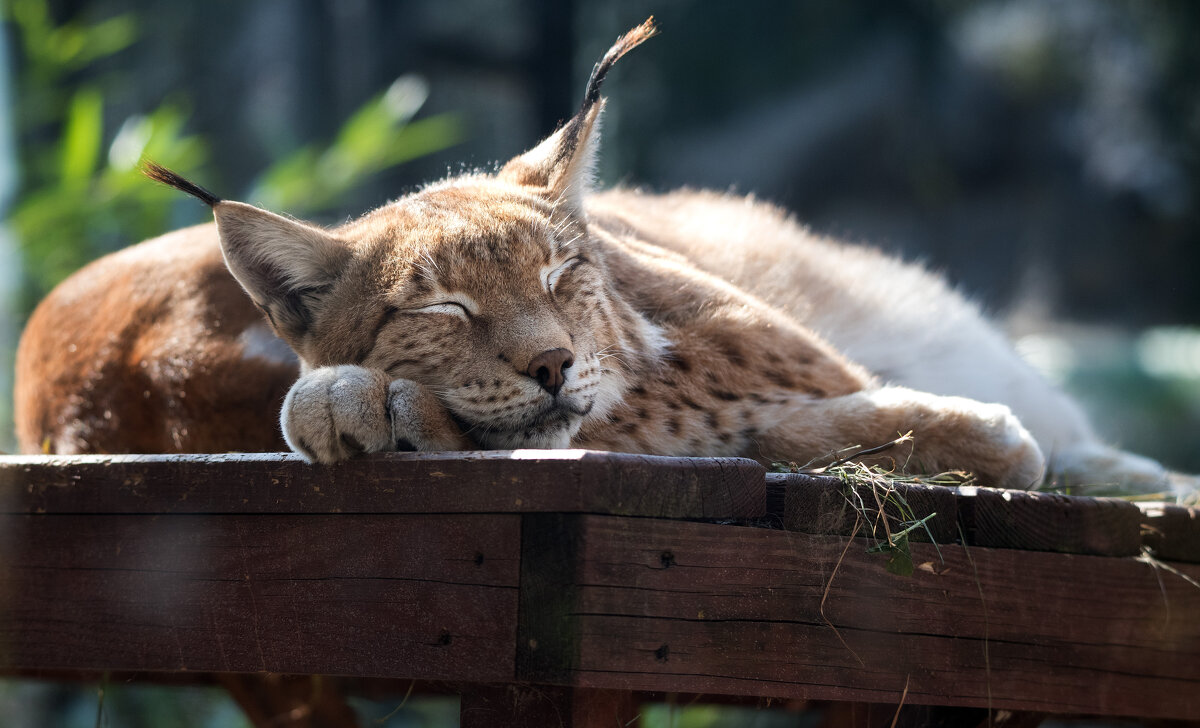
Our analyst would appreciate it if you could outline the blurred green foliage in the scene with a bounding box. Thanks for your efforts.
[6,0,135,79]
[251,75,464,216]
[5,0,206,314]
[0,678,472,728]
[0,679,253,728]
[3,0,462,317]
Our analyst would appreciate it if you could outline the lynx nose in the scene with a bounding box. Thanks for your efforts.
[526,348,575,396]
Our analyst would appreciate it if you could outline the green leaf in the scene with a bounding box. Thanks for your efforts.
[381,113,465,168]
[75,14,138,66]
[249,87,463,217]
[47,25,87,66]
[884,535,914,576]
[7,0,53,62]
[59,87,104,188]
[250,146,322,210]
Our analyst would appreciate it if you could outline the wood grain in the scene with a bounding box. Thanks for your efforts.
[772,472,959,544]
[0,451,765,519]
[1140,502,1200,564]
[519,515,1200,719]
[0,513,520,681]
[517,514,583,685]
[769,472,1149,558]
[955,486,1143,557]
[5,453,1197,722]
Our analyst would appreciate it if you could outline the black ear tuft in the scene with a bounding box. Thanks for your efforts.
[141,161,222,207]
[580,17,658,111]
[498,17,657,202]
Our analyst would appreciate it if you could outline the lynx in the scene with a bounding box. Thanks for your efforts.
[14,19,1193,496]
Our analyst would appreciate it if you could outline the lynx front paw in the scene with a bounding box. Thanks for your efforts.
[282,365,394,463]
[384,378,477,453]
[282,365,475,463]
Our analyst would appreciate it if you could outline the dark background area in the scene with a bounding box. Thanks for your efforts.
[13,0,1200,320]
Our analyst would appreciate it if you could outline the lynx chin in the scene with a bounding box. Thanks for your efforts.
[14,18,1196,498]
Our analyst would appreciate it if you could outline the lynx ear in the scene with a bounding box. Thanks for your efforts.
[142,162,349,340]
[212,202,350,339]
[499,17,657,214]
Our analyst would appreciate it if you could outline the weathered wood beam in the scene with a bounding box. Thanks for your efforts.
[2,453,1197,723]
[518,514,1200,720]
[1141,502,1200,564]
[0,451,765,519]
[772,472,1200,561]
[0,513,521,680]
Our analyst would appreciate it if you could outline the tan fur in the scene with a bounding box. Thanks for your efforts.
[15,20,1056,488]
[15,225,296,454]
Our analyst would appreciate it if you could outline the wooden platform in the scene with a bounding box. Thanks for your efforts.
[1,450,1197,725]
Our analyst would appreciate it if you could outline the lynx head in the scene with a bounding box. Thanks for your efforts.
[144,18,663,449]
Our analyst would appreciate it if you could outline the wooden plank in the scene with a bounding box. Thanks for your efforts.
[0,451,764,519]
[772,472,959,544]
[0,513,520,681]
[955,486,1143,557]
[770,473,1144,557]
[518,515,1200,719]
[0,667,222,686]
[460,685,639,728]
[517,514,584,685]
[1141,502,1200,563]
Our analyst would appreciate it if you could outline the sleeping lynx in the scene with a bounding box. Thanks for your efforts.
[15,20,1193,497]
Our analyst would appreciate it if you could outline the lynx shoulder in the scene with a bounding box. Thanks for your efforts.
[15,19,1193,497]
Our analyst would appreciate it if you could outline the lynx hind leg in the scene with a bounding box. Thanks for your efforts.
[1048,441,1200,501]
[282,365,395,463]
[763,386,1044,489]
[866,388,1047,490]
[781,387,1045,489]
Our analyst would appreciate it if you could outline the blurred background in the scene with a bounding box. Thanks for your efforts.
[1,0,1198,725]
